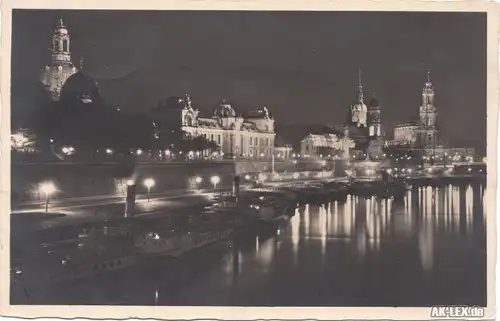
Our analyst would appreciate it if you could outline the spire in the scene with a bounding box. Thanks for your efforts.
[358,68,362,88]
[57,17,65,28]
[80,56,84,69]
[184,93,192,108]
[427,69,431,83]
[356,68,364,103]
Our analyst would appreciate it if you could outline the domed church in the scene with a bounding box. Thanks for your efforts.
[301,70,384,159]
[39,18,78,101]
[59,64,102,105]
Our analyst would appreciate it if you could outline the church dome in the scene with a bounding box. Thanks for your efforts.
[60,71,100,104]
[213,101,236,118]
[39,62,78,101]
[351,102,367,112]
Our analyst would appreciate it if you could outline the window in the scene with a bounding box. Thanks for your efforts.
[63,39,69,52]
[250,137,253,145]
[185,115,193,126]
[217,135,221,144]
[54,40,61,51]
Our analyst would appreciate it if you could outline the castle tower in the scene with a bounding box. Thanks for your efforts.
[417,69,438,147]
[348,69,367,127]
[368,93,381,137]
[39,18,78,101]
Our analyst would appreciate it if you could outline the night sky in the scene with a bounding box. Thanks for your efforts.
[12,10,486,153]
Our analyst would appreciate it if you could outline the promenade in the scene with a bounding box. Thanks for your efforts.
[11,171,485,231]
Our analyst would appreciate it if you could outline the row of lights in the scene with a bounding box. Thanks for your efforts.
[104,149,273,159]
[189,175,221,188]
[36,174,224,212]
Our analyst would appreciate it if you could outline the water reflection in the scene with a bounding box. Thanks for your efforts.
[22,183,486,307]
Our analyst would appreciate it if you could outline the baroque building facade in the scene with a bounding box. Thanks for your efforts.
[39,18,79,101]
[391,70,475,162]
[393,70,438,147]
[152,94,276,158]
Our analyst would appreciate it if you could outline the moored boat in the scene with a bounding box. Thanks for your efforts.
[11,212,239,286]
[239,191,297,223]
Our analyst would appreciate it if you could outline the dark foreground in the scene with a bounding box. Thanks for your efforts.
[11,183,487,306]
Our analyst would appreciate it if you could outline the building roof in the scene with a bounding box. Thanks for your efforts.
[213,102,236,117]
[395,121,418,128]
[241,121,266,133]
[59,71,100,104]
[193,117,270,133]
[197,118,221,129]
[302,133,341,147]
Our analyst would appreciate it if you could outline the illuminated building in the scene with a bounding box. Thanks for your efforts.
[152,94,276,158]
[39,18,78,101]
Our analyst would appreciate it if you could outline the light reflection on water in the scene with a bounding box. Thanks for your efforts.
[28,183,486,307]
[214,183,486,306]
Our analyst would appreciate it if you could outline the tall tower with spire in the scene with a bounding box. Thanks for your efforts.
[40,18,78,101]
[356,68,364,103]
[417,69,438,147]
[348,69,367,127]
[368,93,381,137]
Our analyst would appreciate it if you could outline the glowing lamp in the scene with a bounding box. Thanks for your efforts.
[210,175,220,186]
[144,178,155,188]
[39,182,56,195]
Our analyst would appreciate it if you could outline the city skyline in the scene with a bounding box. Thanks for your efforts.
[12,10,486,154]
[7,6,491,315]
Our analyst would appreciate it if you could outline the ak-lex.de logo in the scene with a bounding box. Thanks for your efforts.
[430,305,485,318]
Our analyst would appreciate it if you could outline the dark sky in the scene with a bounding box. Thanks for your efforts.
[12,10,486,153]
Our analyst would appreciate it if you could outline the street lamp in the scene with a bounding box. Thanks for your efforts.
[193,176,203,191]
[39,181,56,212]
[143,178,155,202]
[210,175,220,195]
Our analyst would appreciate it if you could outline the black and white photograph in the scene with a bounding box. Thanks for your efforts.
[1,1,497,319]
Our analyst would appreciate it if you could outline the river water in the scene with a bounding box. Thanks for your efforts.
[17,183,487,306]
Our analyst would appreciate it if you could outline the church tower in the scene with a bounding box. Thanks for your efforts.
[368,93,381,137]
[348,69,367,127]
[40,18,78,101]
[417,69,438,147]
